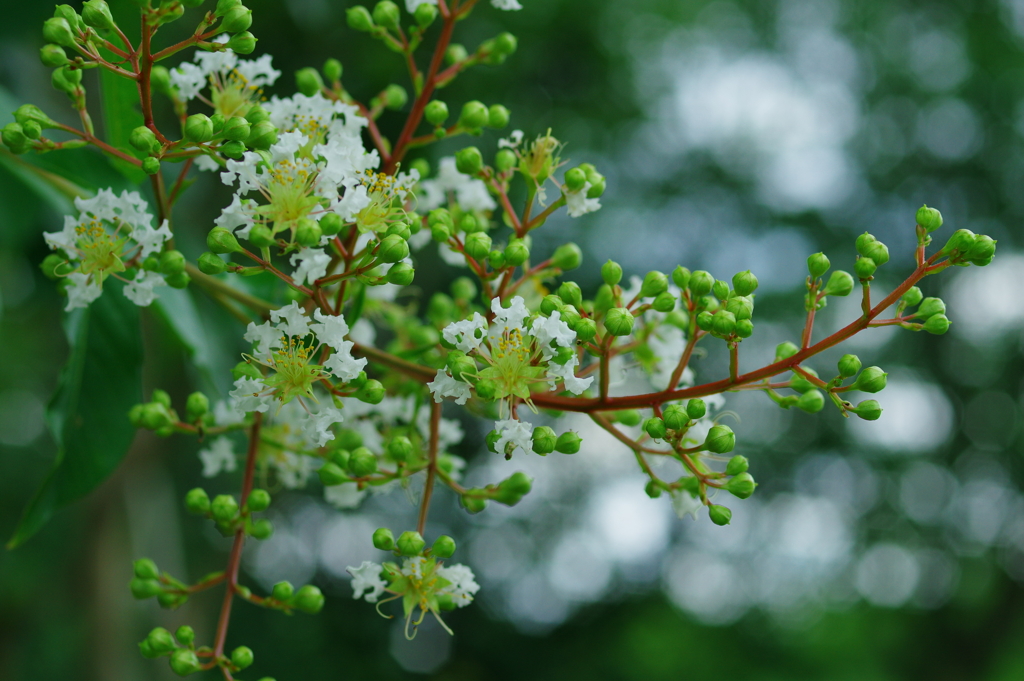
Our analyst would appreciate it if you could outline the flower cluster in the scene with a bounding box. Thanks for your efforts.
[170,36,280,117]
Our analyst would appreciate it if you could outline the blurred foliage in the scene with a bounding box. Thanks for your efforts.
[2,0,1024,679]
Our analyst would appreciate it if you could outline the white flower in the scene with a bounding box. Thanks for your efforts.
[546,355,593,395]
[229,376,273,413]
[494,418,533,456]
[234,53,280,89]
[323,342,367,381]
[269,301,310,337]
[442,312,487,352]
[348,561,387,603]
[64,273,103,311]
[565,182,601,218]
[492,0,523,9]
[220,152,263,193]
[310,308,350,349]
[428,369,472,405]
[244,320,283,359]
[171,40,280,106]
[169,61,206,100]
[491,296,530,331]
[498,130,524,148]
[193,154,221,172]
[290,247,331,286]
[437,564,480,607]
[303,404,343,447]
[671,488,703,521]
[530,311,576,348]
[324,483,367,509]
[214,194,256,238]
[198,437,237,477]
[123,270,166,307]
[416,157,496,212]
[133,219,174,257]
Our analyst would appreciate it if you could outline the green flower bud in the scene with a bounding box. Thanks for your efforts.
[156,251,184,277]
[432,535,456,558]
[152,389,172,408]
[487,104,511,129]
[725,296,753,321]
[230,646,254,670]
[494,472,533,505]
[917,297,945,319]
[314,213,341,238]
[689,270,714,296]
[660,405,687,430]
[372,0,400,28]
[372,527,395,551]
[130,577,163,599]
[564,167,587,192]
[41,254,69,280]
[185,488,210,514]
[773,342,798,363]
[139,402,174,430]
[40,43,69,67]
[294,585,324,614]
[459,100,489,129]
[652,291,676,312]
[249,518,273,540]
[384,83,408,109]
[855,366,887,393]
[860,239,890,266]
[531,426,557,454]
[941,229,976,256]
[495,148,517,172]
[424,100,449,127]
[321,58,343,83]
[220,4,252,33]
[318,462,348,486]
[43,17,76,47]
[220,116,250,142]
[552,242,582,270]
[671,266,691,290]
[712,279,730,301]
[712,310,736,336]
[807,252,830,279]
[704,424,735,454]
[397,530,426,556]
[709,504,732,526]
[732,270,758,296]
[684,400,706,422]
[184,114,213,143]
[143,627,174,655]
[461,494,487,514]
[901,286,923,307]
[2,123,28,151]
[272,581,294,600]
[245,105,270,124]
[246,120,278,149]
[134,558,159,580]
[797,389,825,413]
[644,417,667,439]
[459,213,480,233]
[854,257,876,279]
[211,495,239,522]
[141,157,160,176]
[822,270,854,297]
[575,318,597,342]
[965,235,996,265]
[916,204,943,232]
[220,140,245,159]
[387,262,415,285]
[226,31,257,54]
[174,625,195,645]
[644,481,662,499]
[18,119,40,140]
[346,5,374,30]
[151,65,172,96]
[169,648,201,676]
[735,319,754,338]
[557,281,583,309]
[555,431,582,454]
[157,592,187,609]
[348,447,378,477]
[601,260,623,286]
[725,472,756,499]
[594,284,615,312]
[455,146,483,175]
[184,391,209,421]
[247,488,271,513]
[923,314,950,335]
[414,2,437,26]
[385,436,412,464]
[128,127,161,157]
[207,227,242,254]
[494,31,518,55]
[198,252,228,275]
[837,354,861,378]
[725,456,749,477]
[504,239,530,266]
[641,270,669,298]
[374,234,408,263]
[50,68,77,95]
[605,308,635,336]
[851,399,882,421]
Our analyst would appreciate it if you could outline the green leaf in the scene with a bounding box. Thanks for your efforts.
[7,281,143,548]
[99,62,147,185]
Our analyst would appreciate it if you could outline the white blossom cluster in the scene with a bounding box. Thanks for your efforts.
[347,557,480,607]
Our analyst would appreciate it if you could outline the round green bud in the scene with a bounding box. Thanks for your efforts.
[641,270,669,298]
[685,399,706,421]
[184,114,213,143]
[712,310,736,336]
[854,257,876,279]
[855,366,887,393]
[247,488,271,512]
[40,254,69,280]
[246,120,278,150]
[504,239,530,266]
[461,495,487,514]
[557,282,582,309]
[455,146,483,175]
[43,17,76,48]
[923,314,950,335]
[134,558,159,580]
[156,591,187,609]
[652,291,676,313]
[695,310,713,331]
[594,284,615,312]
[318,462,348,486]
[158,250,185,276]
[708,504,732,526]
[807,252,830,279]
[605,308,635,336]
[372,0,400,28]
[221,116,250,141]
[661,405,688,430]
[725,296,753,321]
[495,148,517,172]
[600,260,623,286]
[494,472,533,505]
[775,342,798,362]
[797,389,825,413]
[397,530,426,556]
[459,213,480,233]
[725,472,756,499]
[211,494,239,522]
[917,297,945,319]
[414,2,437,26]
[689,270,714,296]
[487,104,510,129]
[142,158,161,176]
[432,535,456,558]
[2,123,28,152]
[387,262,415,286]
[459,100,489,129]
[207,227,242,254]
[323,57,343,82]
[198,252,228,275]
[966,235,996,265]
[383,83,408,110]
[169,648,201,676]
[130,577,163,599]
[293,585,324,614]
[725,455,749,476]
[140,629,172,657]
[902,286,923,307]
[555,431,582,454]
[424,100,449,126]
[245,105,270,124]
[644,417,667,440]
[861,239,890,267]
[491,30,517,55]
[384,436,412,463]
[185,488,210,514]
[40,43,69,67]
[82,0,116,30]
[184,391,209,421]
[139,402,173,430]
[249,518,274,540]
[372,527,395,551]
[612,410,640,427]
[564,167,587,192]
[348,447,378,477]
[165,271,191,290]
[220,140,245,159]
[450,276,477,302]
[227,646,254,671]
[704,424,735,454]
[271,581,294,601]
[142,256,161,272]
[531,426,557,455]
[732,270,758,296]
[837,354,861,378]
[822,270,854,297]
[916,204,943,233]
[151,65,172,96]
[152,389,172,408]
[129,125,160,154]
[852,399,882,421]
[226,31,257,54]
[220,5,252,33]
[19,119,41,140]
[735,319,754,338]
[667,267,690,292]
[552,243,583,271]
[375,234,409,264]
[318,213,342,237]
[941,229,976,256]
[575,318,597,342]
[346,5,374,30]
[175,625,194,646]
[712,279,730,301]
[430,217,452,243]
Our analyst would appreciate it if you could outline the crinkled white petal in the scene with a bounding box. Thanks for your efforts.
[671,488,703,521]
[498,130,524,148]
[547,355,594,395]
[530,310,576,348]
[235,53,280,88]
[491,0,523,11]
[169,61,206,101]
[123,270,166,307]
[442,312,486,353]
[64,273,103,311]
[310,308,350,349]
[428,369,471,405]
[324,342,367,381]
[348,561,387,602]
[565,182,602,218]
[289,247,331,286]
[491,296,530,331]
[494,418,533,456]
[214,194,257,238]
[221,152,263,193]
[43,215,79,252]
[229,376,273,413]
[270,301,310,337]
[303,405,343,448]
[325,483,366,509]
[133,220,174,258]
[437,564,479,607]
[199,436,237,478]
[244,320,282,359]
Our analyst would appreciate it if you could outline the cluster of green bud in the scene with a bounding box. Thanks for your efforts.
[686,270,759,340]
[184,487,273,539]
[318,441,380,483]
[130,558,193,610]
[940,228,997,267]
[372,528,457,560]
[902,293,951,335]
[460,471,533,513]
[562,163,607,198]
[129,390,182,436]
[265,580,325,614]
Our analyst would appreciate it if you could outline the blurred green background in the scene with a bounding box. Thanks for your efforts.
[3,0,1024,679]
